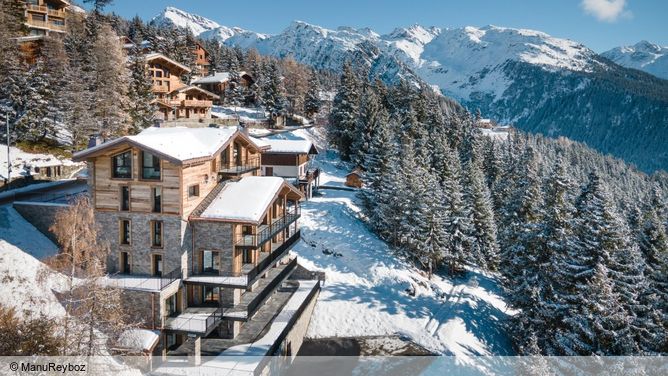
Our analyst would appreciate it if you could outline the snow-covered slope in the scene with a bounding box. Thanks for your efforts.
[273,129,514,359]
[150,7,266,45]
[0,205,67,318]
[150,6,221,36]
[602,40,668,79]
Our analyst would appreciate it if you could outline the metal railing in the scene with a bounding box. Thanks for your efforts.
[235,209,300,248]
[159,267,182,290]
[106,267,181,291]
[164,309,221,334]
[219,157,261,174]
[244,258,298,318]
[245,229,301,284]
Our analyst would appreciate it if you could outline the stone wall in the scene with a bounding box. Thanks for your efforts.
[191,221,233,275]
[13,202,68,244]
[279,282,319,360]
[95,211,188,275]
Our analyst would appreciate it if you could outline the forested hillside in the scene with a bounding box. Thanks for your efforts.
[328,63,668,355]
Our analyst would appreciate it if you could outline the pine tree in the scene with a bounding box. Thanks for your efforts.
[637,187,668,353]
[328,61,360,160]
[304,69,322,119]
[464,160,500,271]
[90,23,129,139]
[262,61,287,126]
[352,82,388,169]
[224,70,246,108]
[127,32,155,134]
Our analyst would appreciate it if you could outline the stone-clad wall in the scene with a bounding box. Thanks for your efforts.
[96,211,188,275]
[191,221,234,275]
[121,289,158,328]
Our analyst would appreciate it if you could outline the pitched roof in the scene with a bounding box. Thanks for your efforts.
[197,176,303,223]
[144,53,191,74]
[172,85,218,98]
[191,71,251,85]
[72,126,261,164]
[254,139,318,155]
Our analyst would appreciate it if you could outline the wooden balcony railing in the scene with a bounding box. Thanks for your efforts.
[47,8,66,18]
[27,19,66,31]
[152,85,169,93]
[27,4,48,13]
[182,99,213,107]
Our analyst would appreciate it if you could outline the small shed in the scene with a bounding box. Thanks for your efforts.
[345,168,363,188]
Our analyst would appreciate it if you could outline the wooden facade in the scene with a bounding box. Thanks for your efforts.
[146,54,215,121]
[192,72,254,105]
[24,0,68,37]
[193,42,210,77]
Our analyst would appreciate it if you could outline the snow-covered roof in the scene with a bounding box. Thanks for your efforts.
[192,72,230,84]
[117,329,160,352]
[198,176,301,223]
[172,85,217,98]
[144,53,191,74]
[73,127,247,164]
[191,71,250,84]
[256,139,317,155]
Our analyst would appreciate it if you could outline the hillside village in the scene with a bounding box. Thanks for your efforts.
[1,1,668,375]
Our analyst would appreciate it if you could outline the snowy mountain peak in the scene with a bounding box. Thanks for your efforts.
[601,40,668,79]
[151,7,221,36]
[384,24,441,45]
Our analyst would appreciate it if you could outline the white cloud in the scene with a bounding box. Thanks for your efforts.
[581,0,631,22]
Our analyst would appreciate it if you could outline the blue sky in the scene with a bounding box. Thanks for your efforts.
[94,0,667,52]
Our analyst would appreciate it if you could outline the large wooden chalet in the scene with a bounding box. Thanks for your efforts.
[24,0,69,37]
[253,138,320,198]
[145,53,216,121]
[192,71,254,105]
[72,126,320,364]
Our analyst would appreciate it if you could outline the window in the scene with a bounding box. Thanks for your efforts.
[152,254,163,277]
[120,186,130,211]
[202,251,218,274]
[152,187,162,213]
[141,151,161,180]
[188,184,199,198]
[151,220,163,248]
[120,219,131,245]
[166,294,177,317]
[155,71,162,78]
[265,167,273,176]
[243,249,253,264]
[112,151,132,179]
[120,251,130,274]
[203,286,219,304]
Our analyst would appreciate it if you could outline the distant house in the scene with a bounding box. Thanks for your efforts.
[345,168,363,188]
[192,42,210,77]
[23,0,69,37]
[192,71,254,104]
[145,53,216,121]
[253,138,320,198]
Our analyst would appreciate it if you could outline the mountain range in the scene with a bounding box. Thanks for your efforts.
[151,7,668,173]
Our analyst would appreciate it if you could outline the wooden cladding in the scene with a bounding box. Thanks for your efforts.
[93,147,180,215]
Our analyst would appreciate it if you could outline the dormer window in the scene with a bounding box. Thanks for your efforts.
[112,151,132,179]
[141,151,161,180]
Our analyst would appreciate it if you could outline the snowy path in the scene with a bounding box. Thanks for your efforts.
[270,128,515,359]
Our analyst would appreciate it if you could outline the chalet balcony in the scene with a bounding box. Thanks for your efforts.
[166,258,298,335]
[235,209,301,249]
[101,267,181,292]
[185,229,301,288]
[218,156,261,176]
[182,99,213,107]
[152,85,169,93]
[27,4,48,13]
[27,19,66,32]
[47,8,66,18]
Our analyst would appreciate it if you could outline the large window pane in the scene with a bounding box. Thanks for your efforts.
[142,152,161,180]
[112,151,131,178]
[152,187,161,213]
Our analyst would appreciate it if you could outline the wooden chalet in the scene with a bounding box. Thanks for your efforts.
[72,126,320,362]
[192,71,254,105]
[145,53,216,121]
[193,42,210,77]
[345,168,363,188]
[253,138,320,198]
[24,0,69,37]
